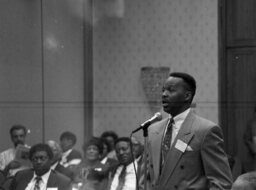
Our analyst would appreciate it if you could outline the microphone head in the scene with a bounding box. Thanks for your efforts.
[154,112,162,121]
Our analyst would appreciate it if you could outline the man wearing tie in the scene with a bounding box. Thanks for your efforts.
[11,143,71,190]
[109,137,140,190]
[147,72,233,190]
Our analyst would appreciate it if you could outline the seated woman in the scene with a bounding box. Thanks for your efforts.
[73,137,109,190]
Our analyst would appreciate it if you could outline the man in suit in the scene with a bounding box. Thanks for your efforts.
[147,72,233,190]
[59,131,82,168]
[108,137,139,190]
[11,143,71,190]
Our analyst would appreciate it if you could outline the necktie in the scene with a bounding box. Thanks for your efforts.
[34,176,42,190]
[116,165,126,190]
[161,118,174,168]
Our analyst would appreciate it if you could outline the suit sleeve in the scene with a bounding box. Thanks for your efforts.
[201,126,233,190]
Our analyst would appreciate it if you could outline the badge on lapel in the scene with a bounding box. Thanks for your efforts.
[174,139,188,153]
[47,188,58,190]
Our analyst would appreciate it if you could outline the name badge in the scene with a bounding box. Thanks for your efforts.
[175,139,188,152]
[47,188,58,190]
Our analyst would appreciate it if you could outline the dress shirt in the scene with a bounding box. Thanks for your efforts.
[50,162,58,170]
[110,161,137,190]
[60,149,81,167]
[25,169,51,190]
[0,144,31,176]
[0,148,15,170]
[168,108,191,145]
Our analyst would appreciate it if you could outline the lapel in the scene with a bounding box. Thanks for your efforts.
[47,170,58,188]
[19,170,34,190]
[149,118,169,183]
[159,111,195,185]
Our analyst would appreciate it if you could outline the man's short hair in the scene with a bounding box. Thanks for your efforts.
[29,143,53,160]
[101,131,118,141]
[115,137,132,146]
[83,137,104,155]
[169,72,196,98]
[9,125,27,136]
[60,131,77,145]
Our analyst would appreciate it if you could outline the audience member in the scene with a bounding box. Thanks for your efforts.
[47,140,74,181]
[59,131,82,168]
[0,125,31,176]
[11,143,71,190]
[108,137,141,190]
[147,72,233,189]
[101,131,118,160]
[74,137,109,190]
[231,172,256,190]
[243,106,256,172]
[100,138,118,168]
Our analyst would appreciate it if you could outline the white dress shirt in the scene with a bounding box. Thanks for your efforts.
[168,108,191,145]
[25,170,51,190]
[110,161,137,190]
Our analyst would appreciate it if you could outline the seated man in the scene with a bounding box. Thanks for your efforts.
[59,131,82,168]
[47,140,74,181]
[11,143,71,190]
[0,125,31,176]
[232,172,256,190]
[108,137,142,190]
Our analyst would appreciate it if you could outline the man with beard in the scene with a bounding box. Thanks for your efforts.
[0,125,30,176]
[147,72,233,190]
[108,137,140,190]
[11,143,71,190]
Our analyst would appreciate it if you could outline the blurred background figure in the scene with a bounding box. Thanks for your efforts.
[0,125,31,177]
[73,137,109,190]
[11,143,71,190]
[243,106,256,172]
[100,131,118,160]
[100,138,118,168]
[60,131,82,168]
[47,140,75,181]
[108,137,140,190]
[231,172,256,190]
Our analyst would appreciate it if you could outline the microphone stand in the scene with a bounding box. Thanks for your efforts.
[142,124,150,190]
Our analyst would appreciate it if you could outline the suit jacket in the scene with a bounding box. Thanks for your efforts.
[55,162,74,181]
[66,149,82,162]
[11,169,71,190]
[148,111,233,190]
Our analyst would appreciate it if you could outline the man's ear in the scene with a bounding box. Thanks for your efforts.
[185,91,192,101]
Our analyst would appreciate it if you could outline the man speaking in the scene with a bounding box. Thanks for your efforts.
[147,72,233,190]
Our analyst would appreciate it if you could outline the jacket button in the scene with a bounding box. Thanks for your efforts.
[174,185,178,189]
[180,165,184,169]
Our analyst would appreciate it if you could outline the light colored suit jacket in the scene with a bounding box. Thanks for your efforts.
[148,111,233,190]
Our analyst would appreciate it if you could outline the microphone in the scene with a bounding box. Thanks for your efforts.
[132,112,162,133]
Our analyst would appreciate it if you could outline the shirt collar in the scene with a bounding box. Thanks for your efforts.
[33,169,51,185]
[62,149,72,158]
[172,108,191,123]
[169,108,191,130]
[51,162,59,170]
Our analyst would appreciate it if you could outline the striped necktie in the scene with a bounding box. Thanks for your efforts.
[161,118,174,169]
[34,176,42,190]
[116,165,126,190]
